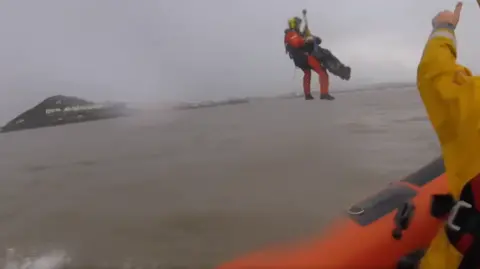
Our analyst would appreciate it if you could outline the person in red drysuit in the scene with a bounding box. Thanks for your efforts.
[284,17,334,100]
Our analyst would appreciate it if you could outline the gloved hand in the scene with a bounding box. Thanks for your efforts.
[432,2,462,28]
[305,36,315,43]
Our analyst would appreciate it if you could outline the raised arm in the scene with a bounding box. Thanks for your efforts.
[417,3,476,144]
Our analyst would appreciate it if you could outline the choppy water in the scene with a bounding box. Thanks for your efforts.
[0,87,440,269]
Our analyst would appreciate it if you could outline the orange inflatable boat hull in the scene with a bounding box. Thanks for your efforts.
[217,157,448,269]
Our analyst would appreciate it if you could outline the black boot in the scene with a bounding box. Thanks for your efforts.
[320,94,335,100]
[305,94,314,100]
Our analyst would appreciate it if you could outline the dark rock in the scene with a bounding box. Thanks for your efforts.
[1,95,134,133]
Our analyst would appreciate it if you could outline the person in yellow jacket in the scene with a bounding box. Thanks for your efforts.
[418,2,480,269]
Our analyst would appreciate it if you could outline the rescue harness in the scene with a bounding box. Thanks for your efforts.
[393,174,480,269]
[430,174,480,269]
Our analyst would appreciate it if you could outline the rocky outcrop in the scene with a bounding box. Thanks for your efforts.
[1,95,134,132]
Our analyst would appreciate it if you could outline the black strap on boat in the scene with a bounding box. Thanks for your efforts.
[430,174,480,269]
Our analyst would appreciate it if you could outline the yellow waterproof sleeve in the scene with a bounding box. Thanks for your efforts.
[417,26,476,144]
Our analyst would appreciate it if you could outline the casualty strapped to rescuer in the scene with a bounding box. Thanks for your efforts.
[283,16,334,101]
[417,2,480,269]
[284,12,352,101]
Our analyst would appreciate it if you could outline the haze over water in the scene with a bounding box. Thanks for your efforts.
[3,0,473,267]
[0,87,440,268]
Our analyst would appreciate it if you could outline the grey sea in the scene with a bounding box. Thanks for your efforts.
[0,87,440,269]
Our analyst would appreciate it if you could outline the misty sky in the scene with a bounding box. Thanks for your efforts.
[0,0,479,122]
